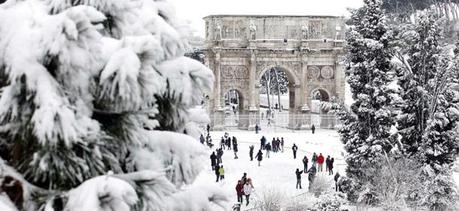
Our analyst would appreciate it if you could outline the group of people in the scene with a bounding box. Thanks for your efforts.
[219,133,239,159]
[210,149,226,182]
[295,152,337,190]
[200,133,214,148]
[260,136,284,152]
[235,173,255,206]
[302,153,335,175]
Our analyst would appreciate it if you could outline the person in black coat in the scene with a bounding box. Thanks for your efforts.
[334,172,341,192]
[292,144,298,159]
[210,152,217,170]
[255,150,263,166]
[295,168,304,189]
[200,134,205,144]
[255,124,259,134]
[249,145,254,161]
[325,155,331,173]
[329,158,335,175]
[302,156,308,172]
[260,136,266,150]
[233,137,239,159]
[311,124,316,134]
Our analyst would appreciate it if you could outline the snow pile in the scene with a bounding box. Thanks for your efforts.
[65,176,138,211]
[0,0,222,210]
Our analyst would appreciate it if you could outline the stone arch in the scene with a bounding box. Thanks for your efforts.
[310,88,330,102]
[222,88,246,111]
[256,65,300,87]
[256,65,303,129]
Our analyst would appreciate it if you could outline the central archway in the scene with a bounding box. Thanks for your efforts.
[256,65,301,129]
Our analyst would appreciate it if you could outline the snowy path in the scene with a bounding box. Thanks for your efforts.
[194,130,345,210]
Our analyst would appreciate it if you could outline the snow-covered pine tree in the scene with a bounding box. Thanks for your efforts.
[394,11,459,209]
[0,0,227,210]
[340,0,396,203]
[395,12,445,155]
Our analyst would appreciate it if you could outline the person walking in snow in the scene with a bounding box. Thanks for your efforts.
[334,172,341,192]
[317,153,325,172]
[311,152,317,168]
[241,173,248,185]
[233,137,239,159]
[292,144,298,159]
[255,124,260,134]
[220,137,226,150]
[207,124,210,135]
[295,168,304,189]
[236,180,244,203]
[265,142,271,158]
[219,165,225,181]
[311,124,315,134]
[329,157,335,175]
[307,165,317,191]
[276,137,281,153]
[215,165,220,182]
[255,150,263,166]
[243,179,253,206]
[281,137,284,152]
[302,155,308,172]
[325,155,331,173]
[226,136,231,150]
[210,152,217,170]
[200,134,205,144]
[217,148,224,164]
[249,145,254,161]
[260,136,266,150]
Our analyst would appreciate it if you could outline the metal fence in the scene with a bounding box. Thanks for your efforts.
[211,112,341,131]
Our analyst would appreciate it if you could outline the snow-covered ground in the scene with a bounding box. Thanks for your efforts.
[259,94,289,109]
[195,129,346,210]
[195,129,459,210]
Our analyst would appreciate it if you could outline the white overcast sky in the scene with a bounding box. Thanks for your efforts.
[169,0,363,37]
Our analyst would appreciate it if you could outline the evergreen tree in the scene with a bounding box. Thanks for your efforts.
[340,0,396,203]
[395,12,444,155]
[393,11,459,209]
[0,0,227,210]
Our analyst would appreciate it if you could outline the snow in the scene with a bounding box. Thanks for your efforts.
[195,129,346,209]
[0,194,17,211]
[65,175,138,211]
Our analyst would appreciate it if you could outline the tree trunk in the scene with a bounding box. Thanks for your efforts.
[274,68,282,112]
[265,71,271,116]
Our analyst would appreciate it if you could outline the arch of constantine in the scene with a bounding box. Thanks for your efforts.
[203,15,346,130]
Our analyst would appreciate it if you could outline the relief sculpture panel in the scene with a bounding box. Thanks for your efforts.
[320,66,334,79]
[221,65,249,80]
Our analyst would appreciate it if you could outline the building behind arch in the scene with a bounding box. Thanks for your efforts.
[203,15,346,130]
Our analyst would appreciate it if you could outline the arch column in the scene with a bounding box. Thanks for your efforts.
[245,51,259,130]
[212,51,226,130]
[287,84,302,130]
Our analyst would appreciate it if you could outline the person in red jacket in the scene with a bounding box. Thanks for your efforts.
[317,153,325,172]
[235,180,244,203]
